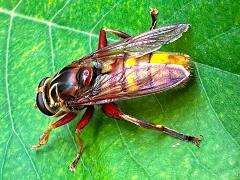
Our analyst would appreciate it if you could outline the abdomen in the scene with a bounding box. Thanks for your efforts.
[81,52,191,105]
[120,52,190,95]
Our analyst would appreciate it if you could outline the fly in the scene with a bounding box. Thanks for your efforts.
[32,8,201,171]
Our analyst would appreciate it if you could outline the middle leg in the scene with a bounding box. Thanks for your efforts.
[69,106,94,172]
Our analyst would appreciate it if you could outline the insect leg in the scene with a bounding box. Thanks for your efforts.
[103,28,131,39]
[31,112,77,149]
[98,29,108,49]
[69,106,94,172]
[102,103,201,147]
[150,8,159,30]
[98,28,130,49]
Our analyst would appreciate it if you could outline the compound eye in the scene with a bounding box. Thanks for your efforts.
[77,67,93,87]
[36,77,54,116]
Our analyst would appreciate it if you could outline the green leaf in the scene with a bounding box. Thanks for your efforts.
[0,0,239,179]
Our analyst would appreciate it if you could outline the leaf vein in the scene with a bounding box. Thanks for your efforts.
[162,0,195,24]
[0,7,116,41]
[0,132,13,179]
[4,1,40,178]
[187,147,218,177]
[89,0,121,52]
[195,26,240,50]
[195,63,240,148]
[114,120,152,179]
[152,95,219,178]
[48,20,93,178]
[193,61,240,77]
[50,0,71,22]
[152,95,177,179]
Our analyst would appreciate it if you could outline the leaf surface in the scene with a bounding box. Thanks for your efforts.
[0,0,239,179]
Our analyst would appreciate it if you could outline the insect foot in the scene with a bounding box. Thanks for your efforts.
[190,135,202,147]
[69,153,81,172]
[150,7,159,15]
[31,127,53,149]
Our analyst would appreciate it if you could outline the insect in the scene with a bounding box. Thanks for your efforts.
[32,8,201,171]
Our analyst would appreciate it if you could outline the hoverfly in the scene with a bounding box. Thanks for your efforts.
[32,8,201,171]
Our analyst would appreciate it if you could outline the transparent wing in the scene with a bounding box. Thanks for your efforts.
[90,24,189,60]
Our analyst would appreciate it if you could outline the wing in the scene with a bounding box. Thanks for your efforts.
[65,63,190,108]
[79,24,189,65]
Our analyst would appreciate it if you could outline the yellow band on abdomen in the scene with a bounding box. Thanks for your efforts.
[150,53,169,64]
[150,52,189,68]
[125,58,137,67]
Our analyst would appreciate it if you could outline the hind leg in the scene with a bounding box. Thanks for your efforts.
[102,103,201,146]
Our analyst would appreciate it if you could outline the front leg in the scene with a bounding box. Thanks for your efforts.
[102,103,201,146]
[32,112,77,149]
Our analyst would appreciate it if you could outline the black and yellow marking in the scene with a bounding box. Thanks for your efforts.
[125,58,138,92]
[123,52,189,67]
[100,52,190,93]
[149,52,190,69]
[122,52,190,93]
